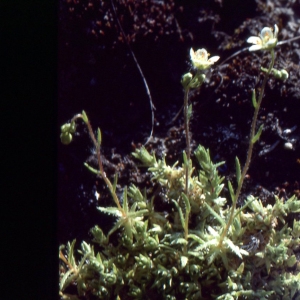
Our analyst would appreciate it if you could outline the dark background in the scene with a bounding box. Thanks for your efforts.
[58,0,300,247]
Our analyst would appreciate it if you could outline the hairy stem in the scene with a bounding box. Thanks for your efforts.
[219,49,275,246]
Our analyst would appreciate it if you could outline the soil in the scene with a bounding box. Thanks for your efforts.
[58,0,300,249]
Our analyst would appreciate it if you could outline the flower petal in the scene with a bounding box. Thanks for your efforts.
[190,48,195,59]
[260,27,273,42]
[274,24,279,39]
[265,38,277,48]
[247,36,262,45]
[208,56,220,63]
[248,45,262,51]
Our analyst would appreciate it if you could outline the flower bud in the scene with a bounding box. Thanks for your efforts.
[69,121,76,133]
[272,69,289,80]
[181,72,193,89]
[61,123,71,133]
[279,69,289,80]
[60,132,73,145]
[189,73,206,89]
[261,67,289,80]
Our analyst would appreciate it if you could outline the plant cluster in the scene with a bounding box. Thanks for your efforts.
[59,25,300,299]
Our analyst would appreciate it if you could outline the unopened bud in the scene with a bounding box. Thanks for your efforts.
[61,123,71,133]
[181,72,193,89]
[60,132,73,145]
[189,73,206,88]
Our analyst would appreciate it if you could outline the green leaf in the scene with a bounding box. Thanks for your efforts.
[60,269,75,291]
[170,238,188,246]
[251,124,263,144]
[224,239,248,259]
[234,195,257,218]
[113,173,118,192]
[97,127,102,146]
[228,180,235,203]
[77,248,92,271]
[181,192,191,214]
[97,206,123,217]
[188,233,204,244]
[235,156,241,185]
[172,199,185,230]
[82,110,89,124]
[285,194,300,213]
[123,187,128,214]
[236,262,244,275]
[251,89,257,109]
[68,239,77,269]
[128,185,144,203]
[90,225,107,245]
[204,202,226,226]
[132,146,156,167]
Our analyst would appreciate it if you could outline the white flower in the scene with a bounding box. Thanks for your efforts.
[190,48,220,70]
[247,24,278,51]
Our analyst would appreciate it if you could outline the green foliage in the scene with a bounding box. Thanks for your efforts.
[59,140,300,299]
[59,24,299,299]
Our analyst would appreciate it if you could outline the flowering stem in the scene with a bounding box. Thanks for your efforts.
[183,87,190,196]
[219,49,275,246]
[72,114,123,213]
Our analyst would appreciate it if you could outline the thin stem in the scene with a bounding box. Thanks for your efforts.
[219,49,275,246]
[74,114,124,213]
[183,87,190,195]
[183,87,191,254]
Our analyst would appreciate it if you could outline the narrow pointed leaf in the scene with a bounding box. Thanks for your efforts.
[68,239,77,268]
[188,233,204,244]
[113,173,118,192]
[251,124,263,144]
[97,206,122,217]
[235,156,241,185]
[234,195,257,218]
[172,199,185,230]
[228,180,235,203]
[171,238,188,245]
[78,250,92,271]
[181,192,191,214]
[251,89,257,109]
[60,269,75,291]
[82,110,88,124]
[204,202,225,226]
[123,187,128,213]
[97,127,102,146]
